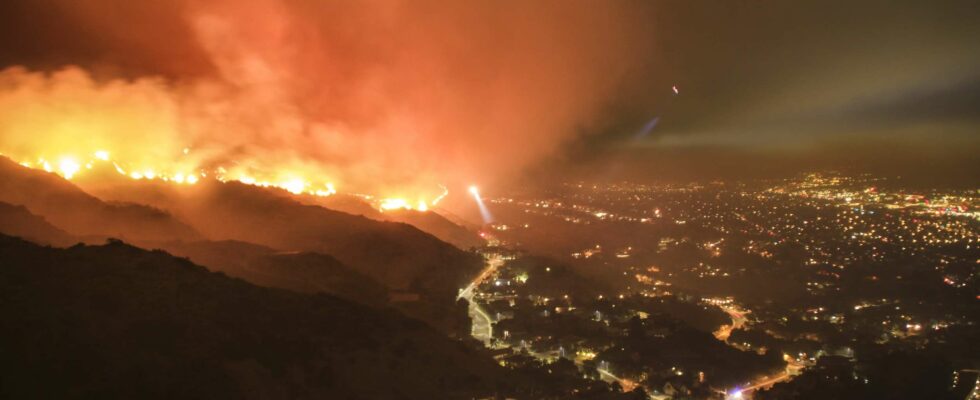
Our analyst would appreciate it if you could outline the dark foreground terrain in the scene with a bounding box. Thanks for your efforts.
[0,235,504,399]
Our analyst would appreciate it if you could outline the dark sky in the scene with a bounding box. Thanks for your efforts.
[1,0,977,186]
[560,0,980,184]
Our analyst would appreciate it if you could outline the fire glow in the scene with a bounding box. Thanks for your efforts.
[6,149,446,212]
[0,1,654,218]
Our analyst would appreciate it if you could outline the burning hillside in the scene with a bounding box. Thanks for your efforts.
[0,0,656,212]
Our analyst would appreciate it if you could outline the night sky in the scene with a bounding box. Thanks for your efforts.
[579,1,979,184]
[1,0,977,187]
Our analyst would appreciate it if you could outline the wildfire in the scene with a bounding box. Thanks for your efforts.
[374,184,450,212]
[57,158,80,179]
[6,148,448,211]
[379,198,411,211]
[377,197,431,212]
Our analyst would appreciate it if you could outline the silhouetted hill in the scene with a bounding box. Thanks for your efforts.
[176,182,484,334]
[75,177,482,301]
[0,198,390,308]
[156,240,389,307]
[384,209,485,250]
[311,194,485,249]
[313,193,386,218]
[1,159,481,333]
[0,235,504,399]
[0,201,75,246]
[0,157,200,242]
[70,175,481,333]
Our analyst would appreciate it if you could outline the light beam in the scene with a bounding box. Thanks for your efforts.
[469,185,492,224]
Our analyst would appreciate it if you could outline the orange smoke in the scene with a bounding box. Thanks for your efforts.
[0,0,655,206]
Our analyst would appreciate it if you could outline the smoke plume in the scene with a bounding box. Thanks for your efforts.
[0,0,653,200]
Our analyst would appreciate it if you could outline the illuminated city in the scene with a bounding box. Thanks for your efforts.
[463,173,977,398]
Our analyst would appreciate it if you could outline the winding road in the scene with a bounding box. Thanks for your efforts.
[459,253,504,344]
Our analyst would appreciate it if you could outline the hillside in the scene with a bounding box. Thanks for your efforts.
[0,194,390,308]
[383,208,485,250]
[311,194,485,250]
[156,240,389,307]
[0,235,504,399]
[0,159,483,334]
[74,176,483,302]
[0,201,76,246]
[312,193,386,218]
[0,157,199,242]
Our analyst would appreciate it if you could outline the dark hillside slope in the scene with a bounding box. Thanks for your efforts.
[0,157,199,242]
[0,235,504,399]
[157,240,389,307]
[183,182,480,299]
[0,201,75,246]
[76,176,482,302]
[311,194,484,250]
[384,208,485,250]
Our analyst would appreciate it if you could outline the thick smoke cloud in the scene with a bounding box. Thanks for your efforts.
[0,0,653,199]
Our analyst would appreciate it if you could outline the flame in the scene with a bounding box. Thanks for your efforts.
[0,0,661,220]
[58,157,80,179]
[281,178,306,195]
[7,148,446,211]
[379,198,410,211]
[376,194,443,212]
